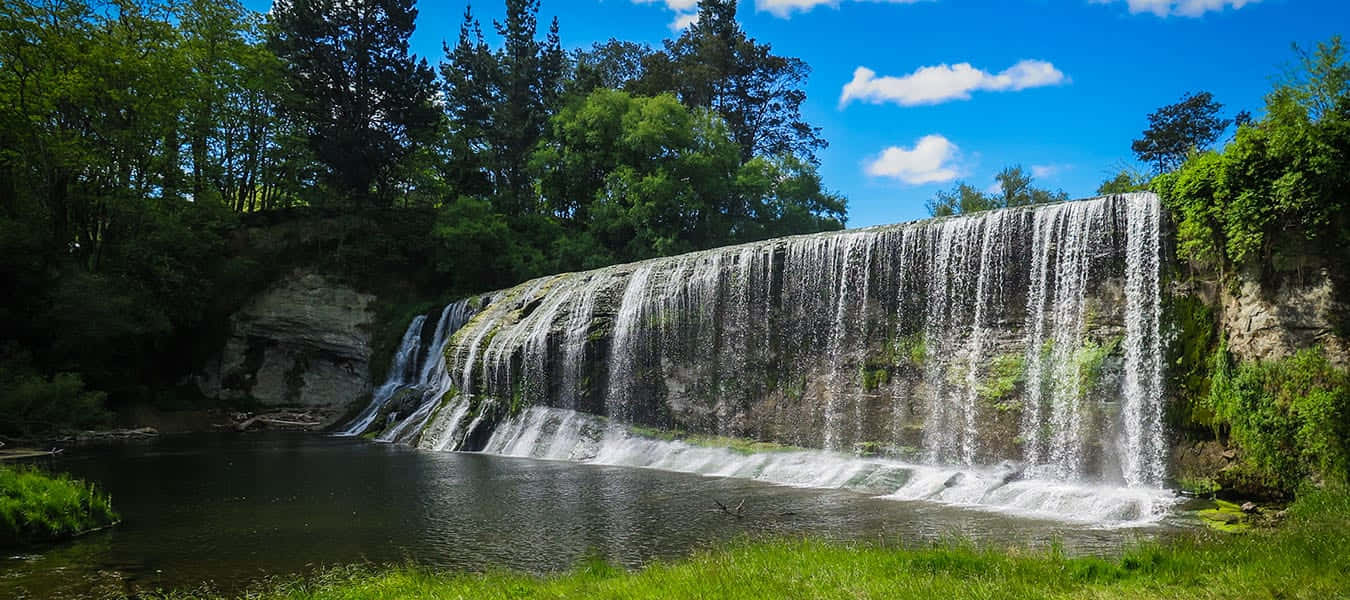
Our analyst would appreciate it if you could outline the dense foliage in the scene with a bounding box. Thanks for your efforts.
[153,488,1350,600]
[1153,37,1350,274]
[0,0,844,432]
[1207,343,1350,494]
[0,465,118,546]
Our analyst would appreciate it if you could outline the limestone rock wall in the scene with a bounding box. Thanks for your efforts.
[196,270,375,423]
[1221,271,1349,368]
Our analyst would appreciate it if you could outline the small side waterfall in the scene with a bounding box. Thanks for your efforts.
[338,299,477,438]
[366,194,1175,525]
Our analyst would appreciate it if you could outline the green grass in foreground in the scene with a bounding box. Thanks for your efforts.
[0,464,118,546]
[152,488,1350,600]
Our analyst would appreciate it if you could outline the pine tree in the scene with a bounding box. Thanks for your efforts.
[268,0,437,208]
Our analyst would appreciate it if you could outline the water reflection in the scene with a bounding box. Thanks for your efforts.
[1,433,1167,598]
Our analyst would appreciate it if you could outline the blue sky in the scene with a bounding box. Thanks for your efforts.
[247,0,1348,227]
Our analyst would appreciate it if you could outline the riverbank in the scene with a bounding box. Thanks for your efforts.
[155,487,1347,600]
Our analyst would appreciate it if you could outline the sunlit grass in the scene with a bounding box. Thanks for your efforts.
[0,464,118,546]
[150,488,1350,599]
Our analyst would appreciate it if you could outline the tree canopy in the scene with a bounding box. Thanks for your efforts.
[926,166,1068,217]
[0,0,845,431]
[1131,91,1232,173]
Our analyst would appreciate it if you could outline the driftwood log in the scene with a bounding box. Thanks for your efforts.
[235,412,322,431]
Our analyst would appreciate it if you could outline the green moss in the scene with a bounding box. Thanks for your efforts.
[1165,294,1220,429]
[1073,337,1119,398]
[978,353,1026,405]
[854,441,885,457]
[861,367,890,391]
[1197,499,1251,533]
[0,465,118,546]
[890,333,926,367]
[1177,476,1221,496]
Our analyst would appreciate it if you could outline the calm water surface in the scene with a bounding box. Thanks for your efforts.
[1,433,1177,598]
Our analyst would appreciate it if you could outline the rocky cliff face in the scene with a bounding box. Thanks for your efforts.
[196,271,375,424]
[1221,271,1349,368]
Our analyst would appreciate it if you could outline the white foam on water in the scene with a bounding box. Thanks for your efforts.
[482,406,1175,527]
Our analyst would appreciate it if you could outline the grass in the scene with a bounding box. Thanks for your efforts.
[0,464,118,546]
[148,488,1350,600]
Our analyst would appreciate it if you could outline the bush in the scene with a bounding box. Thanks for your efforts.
[0,465,118,546]
[1208,342,1350,493]
[0,370,110,439]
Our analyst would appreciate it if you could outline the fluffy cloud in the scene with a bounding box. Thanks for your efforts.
[840,60,1066,107]
[1090,0,1260,17]
[669,12,699,31]
[755,0,925,18]
[1031,164,1064,178]
[635,0,700,10]
[864,135,961,184]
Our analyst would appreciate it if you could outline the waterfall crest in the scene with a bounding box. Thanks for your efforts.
[357,194,1173,524]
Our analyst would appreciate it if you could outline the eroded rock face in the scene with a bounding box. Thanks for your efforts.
[1222,272,1349,368]
[197,271,375,423]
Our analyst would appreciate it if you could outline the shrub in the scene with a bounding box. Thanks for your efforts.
[1208,342,1350,493]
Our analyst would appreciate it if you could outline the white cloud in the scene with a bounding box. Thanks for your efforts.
[755,0,926,18]
[1031,164,1066,178]
[840,60,1066,108]
[1090,0,1259,17]
[669,12,699,31]
[636,0,700,11]
[864,135,961,185]
[635,0,926,24]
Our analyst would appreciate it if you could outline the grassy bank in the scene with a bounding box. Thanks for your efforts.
[0,464,118,546]
[155,488,1349,600]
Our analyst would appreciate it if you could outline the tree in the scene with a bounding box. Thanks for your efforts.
[440,0,565,215]
[927,183,993,217]
[532,89,741,262]
[490,0,565,214]
[1154,36,1349,272]
[926,166,1067,217]
[570,39,655,97]
[1097,167,1151,195]
[268,0,438,208]
[653,0,825,164]
[1132,91,1231,173]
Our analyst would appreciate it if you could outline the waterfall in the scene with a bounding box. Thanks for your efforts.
[375,194,1174,524]
[338,299,477,438]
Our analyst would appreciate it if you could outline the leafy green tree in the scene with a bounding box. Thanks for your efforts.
[532,89,741,261]
[1096,167,1151,195]
[268,0,438,208]
[926,166,1066,216]
[992,165,1069,207]
[734,155,846,239]
[1132,91,1231,173]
